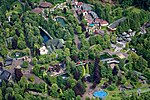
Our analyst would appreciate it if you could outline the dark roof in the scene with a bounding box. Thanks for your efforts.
[95,30,105,35]
[32,8,43,14]
[88,11,98,19]
[81,3,92,11]
[109,17,126,29]
[0,62,3,67]
[0,70,11,81]
[76,10,82,15]
[51,39,59,47]
[46,39,64,50]
[47,44,55,53]
[0,69,3,75]
[14,68,23,81]
[57,42,64,49]
[39,2,52,8]
[5,58,13,66]
[94,18,108,25]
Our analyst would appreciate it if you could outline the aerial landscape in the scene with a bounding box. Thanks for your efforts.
[0,0,150,100]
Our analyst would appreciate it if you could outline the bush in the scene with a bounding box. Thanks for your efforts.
[28,76,35,82]
[21,61,29,68]
[85,96,90,100]
[107,84,116,91]
[32,57,37,65]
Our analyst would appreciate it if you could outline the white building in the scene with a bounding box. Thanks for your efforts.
[39,46,48,55]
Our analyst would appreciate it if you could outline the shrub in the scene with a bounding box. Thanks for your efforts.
[107,84,116,91]
[28,76,35,82]
[21,61,29,68]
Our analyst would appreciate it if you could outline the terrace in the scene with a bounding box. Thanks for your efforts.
[5,58,13,67]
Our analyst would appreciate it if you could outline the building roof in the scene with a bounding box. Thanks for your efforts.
[125,34,130,38]
[88,11,98,19]
[0,69,3,75]
[109,17,126,29]
[110,63,116,69]
[39,2,52,8]
[94,18,100,23]
[76,10,82,15]
[5,58,13,66]
[81,3,92,11]
[94,18,108,25]
[126,38,131,42]
[139,76,146,80]
[77,2,83,6]
[46,39,64,50]
[94,30,105,35]
[39,46,48,55]
[32,8,43,14]
[116,53,128,59]
[100,20,108,25]
[6,37,13,47]
[0,70,11,81]
[0,62,3,67]
[87,19,93,24]
[47,44,55,53]
[57,42,64,49]
[128,29,132,33]
[14,68,23,81]
[122,32,127,35]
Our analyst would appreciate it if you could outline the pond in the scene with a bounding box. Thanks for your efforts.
[40,28,50,43]
[93,90,108,99]
[11,51,26,58]
[55,17,66,26]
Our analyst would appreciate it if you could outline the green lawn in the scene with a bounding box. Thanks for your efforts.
[105,87,122,100]
[98,78,108,87]
[124,86,150,95]
[6,1,23,17]
[104,85,150,100]
[9,50,27,59]
[127,6,141,14]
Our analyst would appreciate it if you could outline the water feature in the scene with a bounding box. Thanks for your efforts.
[39,28,50,43]
[93,90,108,99]
[55,17,66,26]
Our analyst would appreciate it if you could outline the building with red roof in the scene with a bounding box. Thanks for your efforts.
[39,2,52,8]
[32,8,43,14]
[94,18,109,26]
[77,2,83,6]
[99,19,109,26]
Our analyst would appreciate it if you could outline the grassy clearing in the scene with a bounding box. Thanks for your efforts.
[6,1,23,17]
[127,6,141,14]
[105,85,150,100]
